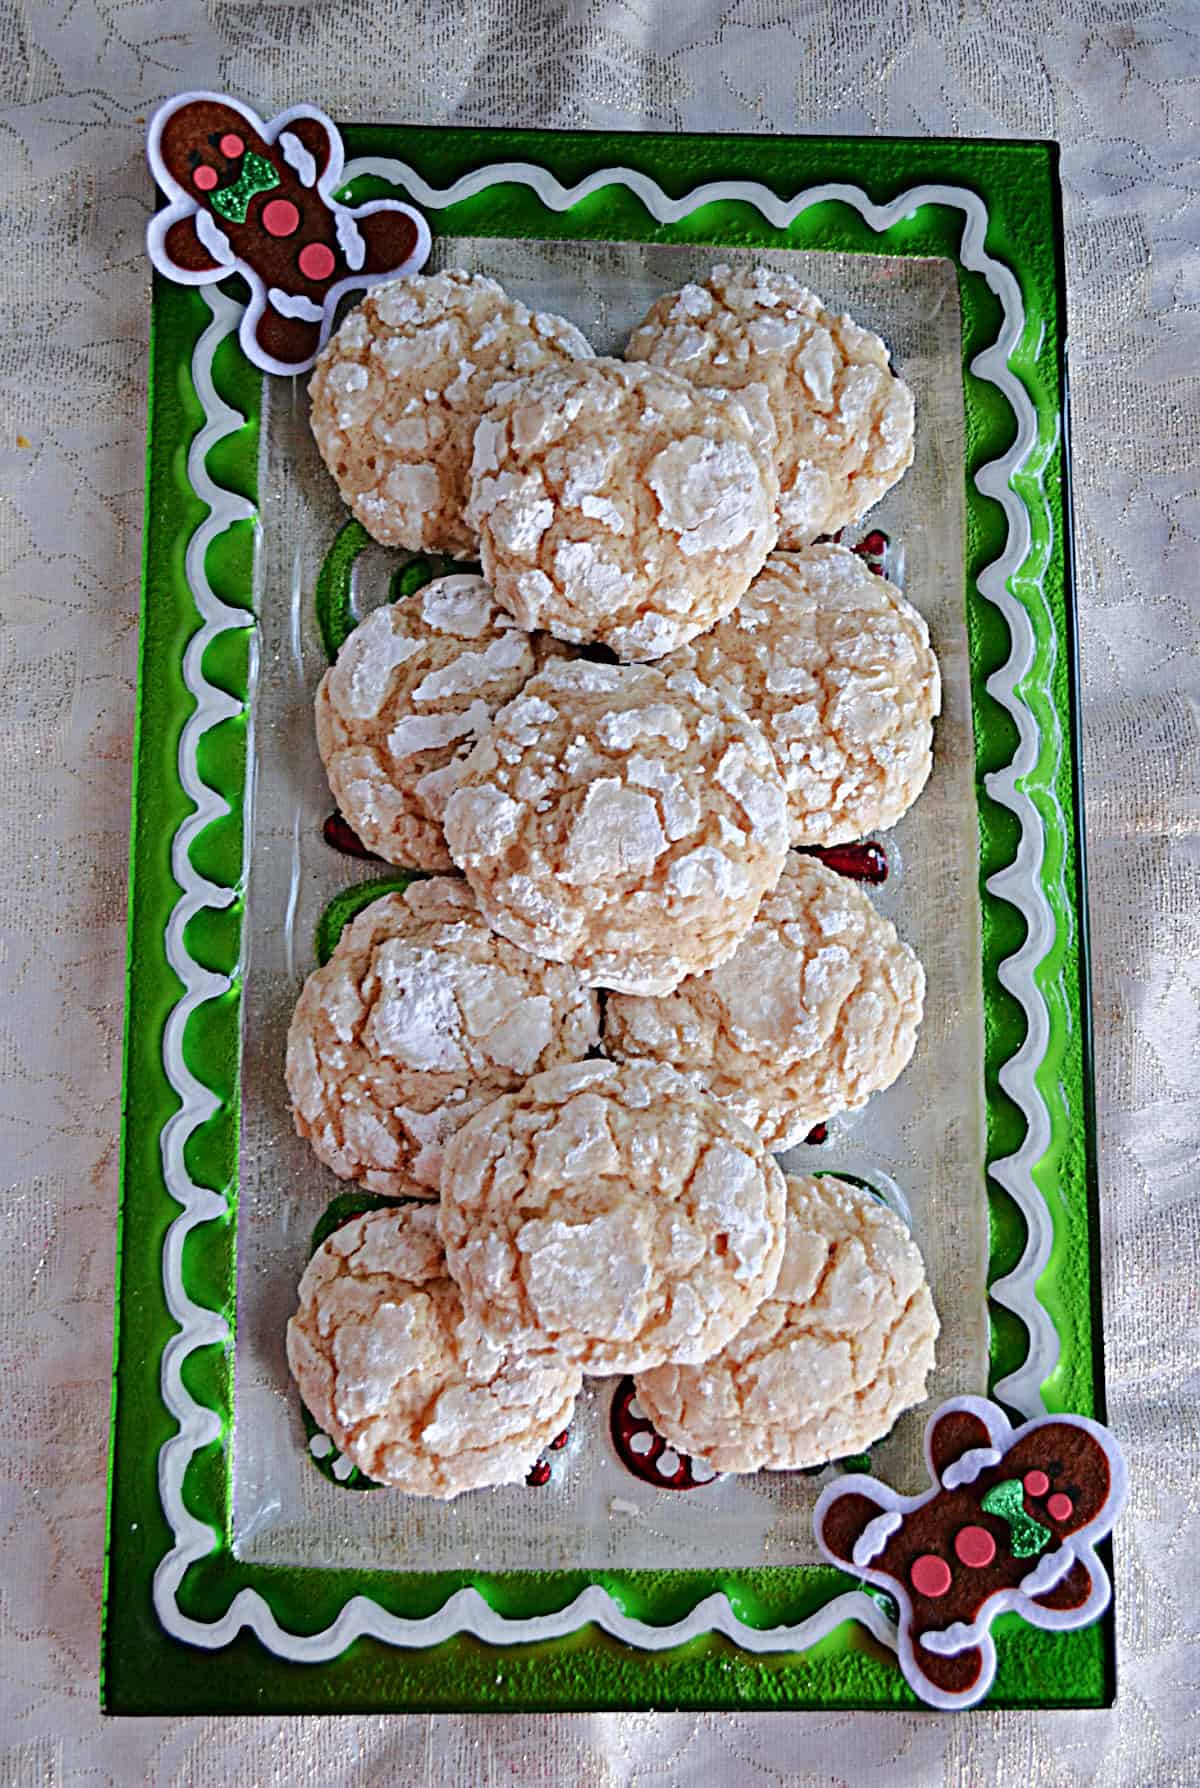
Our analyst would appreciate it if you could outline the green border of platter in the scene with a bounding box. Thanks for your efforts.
[102,124,1110,1714]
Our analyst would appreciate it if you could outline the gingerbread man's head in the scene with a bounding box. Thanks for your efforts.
[147,92,430,375]
[814,1396,1126,1709]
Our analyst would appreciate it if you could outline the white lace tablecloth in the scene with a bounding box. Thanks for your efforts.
[1,5,1197,1782]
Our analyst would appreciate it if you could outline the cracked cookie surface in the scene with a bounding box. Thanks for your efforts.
[466,356,779,659]
[286,877,600,1195]
[316,573,566,870]
[661,545,940,845]
[286,1205,582,1496]
[635,1174,938,1472]
[438,1059,788,1375]
[310,270,593,555]
[603,852,924,1149]
[626,265,914,548]
[442,658,790,996]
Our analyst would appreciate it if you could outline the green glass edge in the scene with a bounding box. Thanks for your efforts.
[314,529,481,663]
[103,126,1108,1714]
[314,516,371,659]
[313,872,424,964]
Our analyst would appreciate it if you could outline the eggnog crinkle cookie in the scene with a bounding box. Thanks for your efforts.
[442,658,790,996]
[626,265,914,547]
[603,852,924,1150]
[662,545,940,845]
[466,356,779,659]
[438,1060,788,1375]
[309,270,594,555]
[634,1174,939,1473]
[286,878,599,1195]
[286,1205,582,1497]
[316,573,566,870]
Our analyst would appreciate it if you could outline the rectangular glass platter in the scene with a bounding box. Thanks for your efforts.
[104,125,1109,1715]
[234,235,989,1572]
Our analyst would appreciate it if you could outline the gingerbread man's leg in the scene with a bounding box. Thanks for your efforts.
[912,1643,989,1703]
[253,303,323,372]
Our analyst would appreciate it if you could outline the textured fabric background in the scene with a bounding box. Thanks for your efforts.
[0,3,1197,1782]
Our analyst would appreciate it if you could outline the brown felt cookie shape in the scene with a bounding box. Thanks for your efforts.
[147,92,430,375]
[814,1396,1127,1710]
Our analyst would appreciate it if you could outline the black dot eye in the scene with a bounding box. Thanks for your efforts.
[1064,1484,1081,1503]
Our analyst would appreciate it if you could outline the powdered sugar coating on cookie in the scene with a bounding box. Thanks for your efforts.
[635,1173,938,1472]
[286,877,600,1194]
[662,545,940,845]
[438,1059,788,1374]
[603,852,924,1148]
[442,658,790,996]
[309,270,593,555]
[316,573,566,870]
[466,356,779,659]
[626,266,914,548]
[286,1205,581,1496]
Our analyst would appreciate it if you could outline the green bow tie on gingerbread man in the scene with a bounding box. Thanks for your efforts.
[210,151,280,224]
[980,1477,1052,1558]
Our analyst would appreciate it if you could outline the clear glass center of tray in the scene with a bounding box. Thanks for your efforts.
[231,235,986,1571]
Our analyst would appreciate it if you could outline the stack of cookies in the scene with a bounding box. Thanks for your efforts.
[286,265,942,1499]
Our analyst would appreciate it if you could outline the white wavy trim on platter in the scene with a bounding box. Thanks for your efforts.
[154,164,1059,1662]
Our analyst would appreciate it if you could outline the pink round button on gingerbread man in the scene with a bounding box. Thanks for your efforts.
[954,1524,997,1569]
[910,1554,952,1598]
[299,242,336,281]
[262,198,300,238]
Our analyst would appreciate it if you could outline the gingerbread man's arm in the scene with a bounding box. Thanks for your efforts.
[926,1405,999,1485]
[273,112,337,188]
[1028,1556,1095,1612]
[352,204,428,276]
[814,1486,893,1569]
[152,212,230,282]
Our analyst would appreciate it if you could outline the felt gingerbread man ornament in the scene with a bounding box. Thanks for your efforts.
[147,92,430,375]
[814,1395,1127,1709]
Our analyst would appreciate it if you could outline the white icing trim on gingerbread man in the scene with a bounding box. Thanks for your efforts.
[851,1509,903,1569]
[940,1445,1002,1490]
[278,129,318,188]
